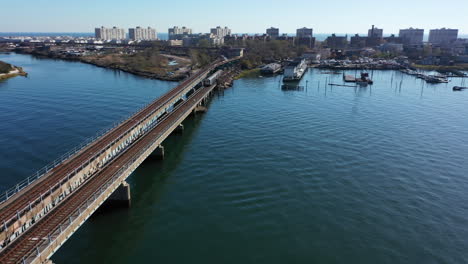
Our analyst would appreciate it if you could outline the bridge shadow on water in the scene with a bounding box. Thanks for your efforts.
[51,97,217,264]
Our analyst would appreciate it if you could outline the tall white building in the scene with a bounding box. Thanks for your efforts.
[368,26,383,38]
[399,28,424,45]
[168,26,192,40]
[95,26,126,40]
[296,27,313,38]
[129,27,158,41]
[429,28,458,44]
[210,26,231,38]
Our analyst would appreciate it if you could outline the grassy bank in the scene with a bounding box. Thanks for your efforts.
[0,61,13,74]
[16,46,219,81]
[234,68,261,79]
[0,61,27,81]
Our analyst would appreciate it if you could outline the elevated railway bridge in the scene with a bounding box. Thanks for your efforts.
[0,56,240,264]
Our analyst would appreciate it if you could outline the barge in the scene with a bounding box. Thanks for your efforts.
[283,59,307,82]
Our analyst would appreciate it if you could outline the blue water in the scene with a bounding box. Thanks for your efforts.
[1,53,468,263]
[0,53,175,190]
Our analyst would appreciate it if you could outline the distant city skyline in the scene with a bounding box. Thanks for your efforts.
[2,0,468,34]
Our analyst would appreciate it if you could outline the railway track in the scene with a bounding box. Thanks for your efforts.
[0,60,223,237]
[0,82,216,264]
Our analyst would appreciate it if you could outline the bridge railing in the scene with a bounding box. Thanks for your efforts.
[1,73,209,234]
[0,101,155,204]
[0,58,229,206]
[23,82,213,264]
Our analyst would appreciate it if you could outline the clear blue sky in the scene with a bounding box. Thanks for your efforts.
[2,0,467,34]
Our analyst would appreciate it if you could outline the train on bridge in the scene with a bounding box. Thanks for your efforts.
[0,55,241,264]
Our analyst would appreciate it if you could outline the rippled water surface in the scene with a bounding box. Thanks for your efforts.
[1,53,468,264]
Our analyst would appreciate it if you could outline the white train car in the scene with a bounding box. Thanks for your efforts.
[203,70,223,86]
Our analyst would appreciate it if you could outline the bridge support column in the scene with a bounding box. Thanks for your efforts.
[150,145,165,160]
[107,181,131,208]
[173,124,184,134]
[193,105,207,114]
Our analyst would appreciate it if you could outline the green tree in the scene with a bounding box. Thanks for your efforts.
[198,39,211,48]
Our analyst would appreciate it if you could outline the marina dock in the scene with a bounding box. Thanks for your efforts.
[343,75,356,82]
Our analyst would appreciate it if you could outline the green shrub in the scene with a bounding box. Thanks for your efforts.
[0,61,12,74]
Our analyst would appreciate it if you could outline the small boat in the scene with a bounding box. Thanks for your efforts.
[426,75,449,84]
[356,72,373,85]
[453,86,468,91]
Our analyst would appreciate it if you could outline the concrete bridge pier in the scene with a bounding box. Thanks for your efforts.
[174,124,184,134]
[107,181,131,208]
[193,105,207,114]
[150,145,165,160]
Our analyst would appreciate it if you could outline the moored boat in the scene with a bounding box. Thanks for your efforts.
[426,75,449,84]
[453,86,468,91]
[283,59,308,82]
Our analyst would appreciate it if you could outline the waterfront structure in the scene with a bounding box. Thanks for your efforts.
[210,26,231,38]
[368,25,383,38]
[266,27,279,39]
[95,26,126,41]
[429,28,458,45]
[129,27,158,41]
[0,57,242,264]
[168,26,192,40]
[399,28,424,45]
[261,63,282,74]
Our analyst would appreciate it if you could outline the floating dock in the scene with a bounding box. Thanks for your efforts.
[329,83,357,88]
[343,75,356,82]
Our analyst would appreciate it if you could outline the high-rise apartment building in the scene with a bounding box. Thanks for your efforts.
[399,28,424,45]
[210,26,232,38]
[429,28,458,44]
[266,27,279,38]
[296,27,313,38]
[168,26,192,40]
[368,25,383,38]
[95,26,126,40]
[129,27,158,41]
[296,27,314,48]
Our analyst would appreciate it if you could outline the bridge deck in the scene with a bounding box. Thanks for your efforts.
[0,60,221,234]
[0,82,218,264]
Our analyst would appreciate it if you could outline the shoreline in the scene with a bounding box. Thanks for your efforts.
[14,50,188,82]
[412,64,468,71]
[0,66,27,81]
